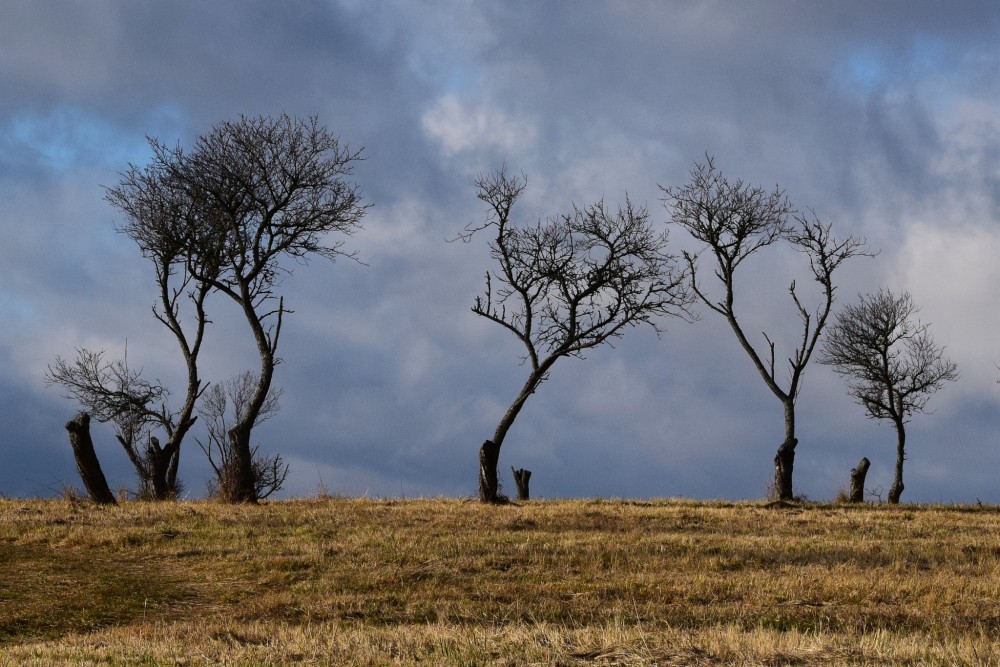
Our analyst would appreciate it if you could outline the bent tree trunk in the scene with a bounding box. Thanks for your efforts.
[480,369,547,504]
[64,413,117,505]
[479,440,502,503]
[849,456,870,503]
[512,467,531,501]
[225,313,278,504]
[888,421,906,504]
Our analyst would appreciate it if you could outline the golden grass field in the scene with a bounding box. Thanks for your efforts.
[2,496,1000,665]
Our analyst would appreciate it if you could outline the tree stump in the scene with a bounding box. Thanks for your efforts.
[511,467,531,501]
[849,456,870,503]
[64,413,116,505]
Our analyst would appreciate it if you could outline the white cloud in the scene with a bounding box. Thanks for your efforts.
[421,94,537,159]
[890,221,1000,399]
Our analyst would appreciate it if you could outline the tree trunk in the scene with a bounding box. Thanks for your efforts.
[145,437,177,500]
[221,287,280,504]
[849,456,870,503]
[479,440,502,503]
[772,400,797,501]
[64,413,117,505]
[773,437,797,501]
[228,425,259,503]
[888,421,905,504]
[512,467,531,501]
[166,446,180,496]
[480,367,548,505]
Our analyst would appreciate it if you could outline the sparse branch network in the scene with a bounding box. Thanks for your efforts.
[662,156,873,501]
[462,167,694,503]
[821,288,958,503]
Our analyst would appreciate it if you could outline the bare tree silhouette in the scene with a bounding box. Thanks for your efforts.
[663,157,872,500]
[460,168,693,503]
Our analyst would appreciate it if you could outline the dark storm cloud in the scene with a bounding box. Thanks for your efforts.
[2,1,1000,502]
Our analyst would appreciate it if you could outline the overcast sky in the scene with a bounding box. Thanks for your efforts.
[3,1,1000,503]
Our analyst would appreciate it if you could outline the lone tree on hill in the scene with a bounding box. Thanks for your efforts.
[662,157,872,501]
[110,114,368,502]
[460,168,694,503]
[820,289,958,504]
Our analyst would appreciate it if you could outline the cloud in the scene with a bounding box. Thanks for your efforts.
[4,1,1000,504]
[421,94,538,160]
[889,222,1000,397]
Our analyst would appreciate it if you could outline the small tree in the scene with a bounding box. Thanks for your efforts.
[197,372,287,501]
[663,157,871,501]
[46,348,185,499]
[117,114,368,502]
[820,289,958,504]
[461,169,693,503]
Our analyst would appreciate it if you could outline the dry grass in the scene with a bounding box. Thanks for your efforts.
[2,497,1000,665]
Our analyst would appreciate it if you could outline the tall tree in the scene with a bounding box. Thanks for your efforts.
[105,164,215,498]
[461,169,693,503]
[51,135,221,500]
[662,157,871,500]
[125,114,368,502]
[820,289,958,504]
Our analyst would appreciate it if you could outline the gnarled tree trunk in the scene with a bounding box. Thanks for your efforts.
[64,413,117,505]
[849,456,870,503]
[145,436,178,500]
[773,437,797,501]
[480,370,545,504]
[888,420,906,504]
[479,440,502,503]
[512,467,531,501]
[227,425,259,503]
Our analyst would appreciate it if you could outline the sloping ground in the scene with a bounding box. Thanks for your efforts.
[1,497,999,665]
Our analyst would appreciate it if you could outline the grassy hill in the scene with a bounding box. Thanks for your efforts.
[2,496,999,665]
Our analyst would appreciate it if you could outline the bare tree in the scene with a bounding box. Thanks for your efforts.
[196,372,287,501]
[460,169,693,503]
[662,157,871,501]
[103,161,215,499]
[49,143,215,500]
[46,348,183,499]
[119,114,368,502]
[820,289,958,504]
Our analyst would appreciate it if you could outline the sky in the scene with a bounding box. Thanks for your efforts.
[3,1,1000,503]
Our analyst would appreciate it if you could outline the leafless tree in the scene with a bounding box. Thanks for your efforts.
[460,168,694,503]
[46,347,186,499]
[117,114,368,502]
[50,138,216,499]
[820,289,958,504]
[78,168,217,500]
[196,372,287,501]
[662,157,872,501]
